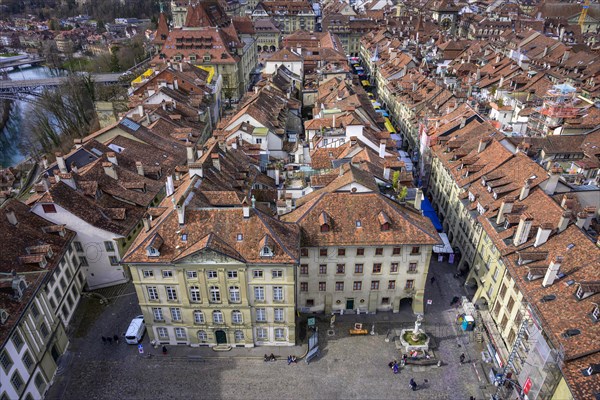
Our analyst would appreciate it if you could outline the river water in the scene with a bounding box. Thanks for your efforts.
[0,66,64,167]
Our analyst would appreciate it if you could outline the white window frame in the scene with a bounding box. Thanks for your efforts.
[186,271,198,279]
[209,286,221,303]
[273,286,283,302]
[232,310,243,324]
[253,270,264,278]
[213,310,224,324]
[272,270,283,278]
[166,286,178,301]
[153,307,164,321]
[170,307,182,321]
[189,286,201,302]
[229,286,241,303]
[143,270,154,278]
[274,308,284,322]
[157,327,169,339]
[254,286,265,301]
[207,270,218,279]
[256,308,266,322]
[162,270,174,278]
[227,270,238,279]
[147,286,159,301]
[193,310,205,324]
[274,328,285,340]
[198,330,208,341]
[175,327,187,340]
[234,330,244,342]
[256,327,268,340]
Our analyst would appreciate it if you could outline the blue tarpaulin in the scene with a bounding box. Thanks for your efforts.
[421,197,443,232]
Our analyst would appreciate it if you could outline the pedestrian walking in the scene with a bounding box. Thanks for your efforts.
[162,345,168,355]
[409,378,417,391]
[430,276,435,285]
[459,353,465,364]
[107,336,113,344]
[101,336,107,344]
[113,334,119,344]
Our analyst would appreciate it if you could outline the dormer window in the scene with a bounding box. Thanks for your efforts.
[576,282,599,300]
[260,234,274,257]
[378,211,391,231]
[146,233,164,257]
[319,211,330,232]
[591,305,599,322]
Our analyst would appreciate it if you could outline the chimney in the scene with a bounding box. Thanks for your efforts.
[414,188,423,211]
[544,167,562,195]
[136,161,144,176]
[59,173,77,190]
[74,138,83,149]
[519,178,532,201]
[296,44,302,56]
[534,223,553,247]
[186,142,195,164]
[174,79,179,90]
[211,153,220,171]
[70,162,78,174]
[379,140,386,159]
[5,209,17,226]
[254,86,258,94]
[383,162,391,180]
[576,211,587,229]
[55,152,67,174]
[107,152,118,165]
[42,155,49,169]
[176,203,185,225]
[562,50,570,63]
[496,197,515,225]
[189,163,203,178]
[513,214,533,246]
[460,117,466,129]
[137,104,144,117]
[242,197,250,218]
[495,54,501,64]
[196,146,204,159]
[102,162,118,180]
[561,194,573,210]
[477,138,488,153]
[558,211,571,232]
[166,175,174,196]
[142,214,151,232]
[251,195,256,208]
[476,68,481,80]
[274,169,280,186]
[542,256,563,287]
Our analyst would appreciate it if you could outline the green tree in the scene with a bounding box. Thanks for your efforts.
[109,47,121,72]
[392,171,408,202]
[96,20,106,33]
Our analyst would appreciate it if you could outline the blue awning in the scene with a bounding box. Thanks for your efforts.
[421,197,443,232]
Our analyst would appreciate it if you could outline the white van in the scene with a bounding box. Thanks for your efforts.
[125,315,146,344]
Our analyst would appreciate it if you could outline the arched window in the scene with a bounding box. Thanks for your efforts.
[193,310,204,324]
[234,330,244,342]
[232,310,243,324]
[213,310,224,324]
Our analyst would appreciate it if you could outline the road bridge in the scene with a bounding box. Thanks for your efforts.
[0,55,46,70]
[0,73,126,103]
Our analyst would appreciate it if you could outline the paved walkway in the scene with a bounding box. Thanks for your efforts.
[46,259,491,400]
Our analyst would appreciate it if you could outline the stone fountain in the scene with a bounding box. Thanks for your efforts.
[399,314,431,352]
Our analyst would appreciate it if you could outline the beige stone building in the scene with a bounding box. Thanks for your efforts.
[282,165,439,314]
[123,141,298,348]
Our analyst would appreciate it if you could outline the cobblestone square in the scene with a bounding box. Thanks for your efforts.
[47,260,491,400]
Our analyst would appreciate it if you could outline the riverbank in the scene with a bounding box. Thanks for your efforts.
[0,99,11,132]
